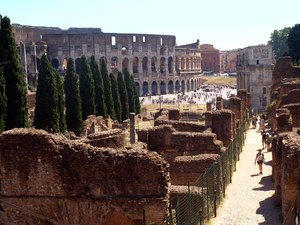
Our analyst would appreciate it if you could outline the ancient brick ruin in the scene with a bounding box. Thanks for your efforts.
[268,57,300,219]
[0,128,169,225]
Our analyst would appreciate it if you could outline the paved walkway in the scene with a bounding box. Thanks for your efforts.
[210,127,282,225]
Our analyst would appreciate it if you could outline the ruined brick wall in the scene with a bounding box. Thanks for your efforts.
[273,131,300,218]
[170,154,220,185]
[0,128,170,225]
[86,129,125,148]
[171,132,224,155]
[272,57,300,80]
[211,110,235,147]
[155,119,206,132]
[227,96,242,122]
[148,125,176,152]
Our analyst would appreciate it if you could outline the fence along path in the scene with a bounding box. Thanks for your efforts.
[210,128,281,225]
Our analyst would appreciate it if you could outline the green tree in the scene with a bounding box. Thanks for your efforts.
[117,72,129,121]
[131,75,141,114]
[64,58,82,133]
[0,16,28,129]
[34,54,59,132]
[100,60,115,119]
[79,56,95,120]
[287,24,300,64]
[56,72,66,132]
[110,73,122,122]
[89,56,106,118]
[0,67,7,132]
[268,27,291,60]
[123,68,135,113]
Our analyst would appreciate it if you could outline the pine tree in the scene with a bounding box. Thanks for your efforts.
[117,72,129,121]
[79,56,95,120]
[100,60,115,119]
[0,67,7,132]
[64,58,82,133]
[89,56,106,118]
[0,16,28,129]
[56,72,66,132]
[123,68,135,113]
[131,75,141,114]
[33,54,59,132]
[110,73,122,122]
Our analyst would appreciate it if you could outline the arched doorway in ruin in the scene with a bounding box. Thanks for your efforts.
[186,79,190,92]
[160,81,166,95]
[168,80,174,94]
[168,56,173,74]
[151,81,158,95]
[191,79,194,91]
[143,81,148,96]
[105,211,135,225]
[142,57,148,74]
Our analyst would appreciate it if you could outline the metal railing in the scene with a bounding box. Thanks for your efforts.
[168,121,248,225]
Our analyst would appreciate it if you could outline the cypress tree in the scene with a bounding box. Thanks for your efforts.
[34,54,59,132]
[131,75,141,114]
[89,56,106,118]
[0,16,28,129]
[123,68,135,113]
[56,72,66,132]
[64,58,82,133]
[0,67,7,132]
[79,56,95,120]
[110,73,122,122]
[100,60,115,119]
[117,72,129,121]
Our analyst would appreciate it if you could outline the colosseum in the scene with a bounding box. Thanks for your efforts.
[12,24,202,96]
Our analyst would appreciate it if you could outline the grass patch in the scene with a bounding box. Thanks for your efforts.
[201,75,236,86]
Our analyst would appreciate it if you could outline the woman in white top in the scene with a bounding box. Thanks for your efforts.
[254,149,265,175]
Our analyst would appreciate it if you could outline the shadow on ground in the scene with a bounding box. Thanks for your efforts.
[257,195,282,225]
[252,175,274,191]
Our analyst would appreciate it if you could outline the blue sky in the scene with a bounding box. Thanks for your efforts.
[2,0,299,50]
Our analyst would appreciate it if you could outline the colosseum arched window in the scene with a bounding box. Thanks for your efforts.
[111,56,118,74]
[51,58,59,70]
[168,80,174,94]
[181,57,185,70]
[160,57,166,74]
[142,57,148,73]
[186,79,190,92]
[175,80,180,93]
[168,57,173,74]
[186,58,190,70]
[143,81,149,96]
[191,79,194,91]
[75,58,81,74]
[100,57,107,67]
[122,58,129,74]
[160,81,166,95]
[135,82,140,96]
[151,57,157,73]
[133,56,139,74]
[151,81,158,95]
[181,80,185,92]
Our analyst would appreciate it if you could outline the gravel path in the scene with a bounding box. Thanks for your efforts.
[210,128,282,225]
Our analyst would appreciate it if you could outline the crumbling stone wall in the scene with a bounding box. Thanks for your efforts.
[170,154,220,185]
[272,131,300,218]
[86,128,125,148]
[154,119,206,132]
[171,132,224,155]
[0,128,170,225]
[205,110,235,147]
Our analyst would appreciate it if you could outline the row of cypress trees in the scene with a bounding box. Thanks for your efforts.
[0,15,29,132]
[0,15,140,134]
[34,54,141,134]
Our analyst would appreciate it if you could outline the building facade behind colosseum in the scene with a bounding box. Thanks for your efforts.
[12,24,202,96]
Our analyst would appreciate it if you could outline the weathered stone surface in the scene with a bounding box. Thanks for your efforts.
[155,119,206,132]
[170,154,220,185]
[148,125,176,152]
[0,128,170,225]
[86,128,125,148]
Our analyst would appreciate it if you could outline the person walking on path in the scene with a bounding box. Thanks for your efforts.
[254,149,265,175]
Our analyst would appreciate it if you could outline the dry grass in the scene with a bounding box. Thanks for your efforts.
[201,75,236,86]
[141,104,206,115]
